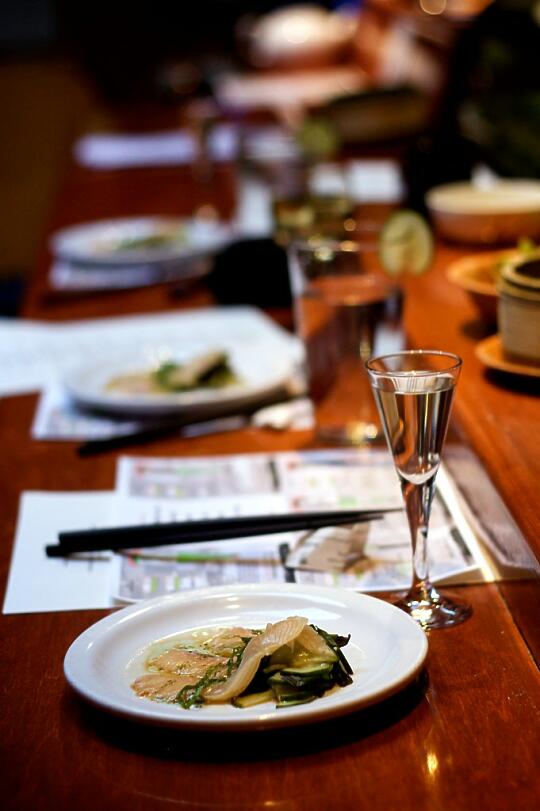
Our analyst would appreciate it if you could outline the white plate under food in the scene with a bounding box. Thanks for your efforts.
[64,583,428,731]
[64,346,294,417]
[50,217,233,265]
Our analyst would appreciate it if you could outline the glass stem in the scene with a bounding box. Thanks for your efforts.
[400,476,437,601]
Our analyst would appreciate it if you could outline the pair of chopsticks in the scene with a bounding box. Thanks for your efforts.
[45,508,397,558]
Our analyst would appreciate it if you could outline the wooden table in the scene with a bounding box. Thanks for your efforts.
[1,161,539,811]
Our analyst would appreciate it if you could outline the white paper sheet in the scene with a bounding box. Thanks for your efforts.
[32,384,139,441]
[346,160,405,203]
[308,160,404,204]
[3,492,118,614]
[112,451,488,602]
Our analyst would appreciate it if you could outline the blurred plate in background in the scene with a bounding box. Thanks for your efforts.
[50,217,234,266]
[64,345,295,417]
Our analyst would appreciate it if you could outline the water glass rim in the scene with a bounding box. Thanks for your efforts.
[287,225,415,254]
[287,236,375,253]
[366,349,462,376]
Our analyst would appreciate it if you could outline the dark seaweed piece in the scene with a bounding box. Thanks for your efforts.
[311,625,354,687]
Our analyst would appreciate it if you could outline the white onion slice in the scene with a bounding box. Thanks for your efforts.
[203,616,308,703]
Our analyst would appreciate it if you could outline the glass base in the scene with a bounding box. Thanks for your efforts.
[317,420,382,446]
[394,585,472,629]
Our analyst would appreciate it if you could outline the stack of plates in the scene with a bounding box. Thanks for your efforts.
[49,217,234,292]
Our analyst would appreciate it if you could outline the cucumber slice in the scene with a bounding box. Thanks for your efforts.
[232,690,274,709]
[280,663,334,677]
[268,673,289,686]
[275,691,317,708]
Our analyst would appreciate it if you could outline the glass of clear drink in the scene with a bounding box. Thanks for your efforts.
[288,236,402,445]
[366,350,472,629]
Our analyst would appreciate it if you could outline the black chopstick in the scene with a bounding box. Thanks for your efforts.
[45,509,397,557]
[77,415,247,457]
[75,394,304,456]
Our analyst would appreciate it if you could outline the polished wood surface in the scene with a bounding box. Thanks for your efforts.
[1,159,539,811]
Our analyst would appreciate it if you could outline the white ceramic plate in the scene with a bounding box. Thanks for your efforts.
[64,583,428,731]
[50,217,233,266]
[64,345,294,417]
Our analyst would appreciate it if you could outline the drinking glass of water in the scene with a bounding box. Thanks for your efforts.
[366,350,472,629]
[287,236,402,444]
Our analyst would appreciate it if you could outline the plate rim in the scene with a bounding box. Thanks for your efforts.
[63,350,295,416]
[445,251,507,297]
[475,334,540,378]
[50,216,233,266]
[64,583,428,732]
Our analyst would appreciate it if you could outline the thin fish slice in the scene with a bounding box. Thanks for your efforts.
[204,616,308,703]
[132,673,202,701]
[147,648,226,675]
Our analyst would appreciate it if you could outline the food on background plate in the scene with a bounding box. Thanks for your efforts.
[106,350,240,395]
[94,223,187,254]
[131,616,353,710]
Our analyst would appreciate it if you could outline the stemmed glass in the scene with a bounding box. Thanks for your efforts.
[366,350,472,629]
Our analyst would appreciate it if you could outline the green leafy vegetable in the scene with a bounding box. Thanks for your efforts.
[232,625,353,710]
[153,351,239,392]
[175,642,248,709]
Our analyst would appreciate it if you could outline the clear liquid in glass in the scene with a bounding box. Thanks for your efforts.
[373,375,455,486]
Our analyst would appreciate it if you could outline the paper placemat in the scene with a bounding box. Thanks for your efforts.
[4,450,502,614]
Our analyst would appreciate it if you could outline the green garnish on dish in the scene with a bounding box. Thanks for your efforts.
[131,617,353,710]
[153,351,239,392]
[106,227,187,253]
[105,350,240,395]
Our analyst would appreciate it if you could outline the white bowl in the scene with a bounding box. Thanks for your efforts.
[426,181,540,245]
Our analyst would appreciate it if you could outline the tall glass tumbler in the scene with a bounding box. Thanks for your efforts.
[366,350,472,629]
[288,237,402,444]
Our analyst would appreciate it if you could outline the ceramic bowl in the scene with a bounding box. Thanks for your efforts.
[498,252,540,363]
[426,181,540,245]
